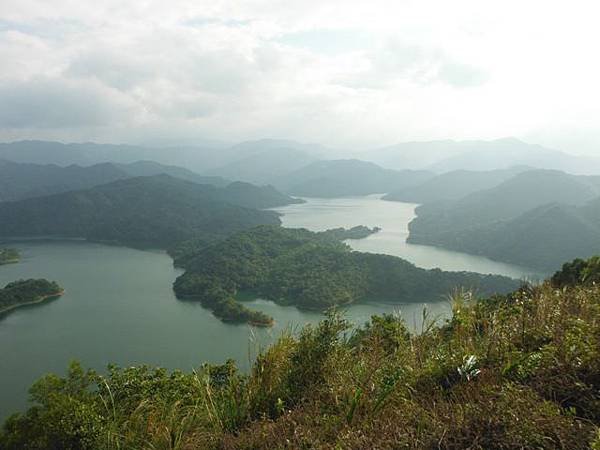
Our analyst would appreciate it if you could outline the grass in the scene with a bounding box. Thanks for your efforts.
[2,276,599,449]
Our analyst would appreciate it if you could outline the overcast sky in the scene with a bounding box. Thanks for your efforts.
[0,0,599,154]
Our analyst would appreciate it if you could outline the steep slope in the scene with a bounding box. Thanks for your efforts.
[273,159,433,197]
[0,175,282,248]
[383,167,529,203]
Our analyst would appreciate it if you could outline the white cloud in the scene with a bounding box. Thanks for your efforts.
[0,0,599,153]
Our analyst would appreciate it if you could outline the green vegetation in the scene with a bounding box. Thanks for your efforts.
[0,248,19,265]
[0,279,63,314]
[0,175,286,249]
[2,259,599,449]
[551,256,600,287]
[408,169,600,271]
[173,226,518,325]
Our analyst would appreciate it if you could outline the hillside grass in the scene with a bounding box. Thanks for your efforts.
[1,276,599,449]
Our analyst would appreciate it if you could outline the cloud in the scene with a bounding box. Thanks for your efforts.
[0,77,132,128]
[0,0,598,153]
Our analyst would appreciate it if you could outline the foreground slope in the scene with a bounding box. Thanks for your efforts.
[0,175,285,248]
[2,257,599,449]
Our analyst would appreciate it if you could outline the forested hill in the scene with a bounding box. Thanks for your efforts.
[408,170,600,271]
[0,159,230,202]
[0,175,285,248]
[173,225,519,323]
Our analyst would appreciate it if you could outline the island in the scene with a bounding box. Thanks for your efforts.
[320,225,381,240]
[0,279,64,315]
[173,225,519,325]
[0,248,19,265]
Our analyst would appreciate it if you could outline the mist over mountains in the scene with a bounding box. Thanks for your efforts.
[2,137,599,180]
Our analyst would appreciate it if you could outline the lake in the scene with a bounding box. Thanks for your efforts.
[0,196,536,420]
[272,195,541,280]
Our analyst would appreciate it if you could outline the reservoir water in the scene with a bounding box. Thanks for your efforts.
[0,196,537,420]
[273,195,541,280]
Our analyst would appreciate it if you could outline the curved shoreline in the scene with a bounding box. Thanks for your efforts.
[0,290,65,316]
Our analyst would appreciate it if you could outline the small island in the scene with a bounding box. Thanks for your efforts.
[0,248,20,265]
[0,279,64,315]
[321,225,381,240]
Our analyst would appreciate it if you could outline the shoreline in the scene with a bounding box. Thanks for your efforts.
[0,290,65,315]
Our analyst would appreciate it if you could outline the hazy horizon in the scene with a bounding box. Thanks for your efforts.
[1,1,600,156]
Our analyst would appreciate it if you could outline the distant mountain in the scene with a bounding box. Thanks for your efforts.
[207,147,316,184]
[115,161,229,187]
[272,159,433,197]
[0,140,232,172]
[0,160,127,202]
[0,175,285,248]
[361,138,600,175]
[0,159,229,202]
[383,167,529,203]
[418,200,600,272]
[408,169,600,271]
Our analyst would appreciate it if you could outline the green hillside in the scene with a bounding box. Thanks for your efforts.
[0,175,284,248]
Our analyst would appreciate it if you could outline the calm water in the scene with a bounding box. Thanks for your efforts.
[1,196,539,420]
[0,240,447,420]
[273,195,542,280]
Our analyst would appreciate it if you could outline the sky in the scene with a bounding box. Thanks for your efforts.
[0,0,599,154]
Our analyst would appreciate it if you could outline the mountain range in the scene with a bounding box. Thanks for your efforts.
[0,175,296,248]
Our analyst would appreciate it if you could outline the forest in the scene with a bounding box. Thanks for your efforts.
[173,226,519,324]
[0,279,63,314]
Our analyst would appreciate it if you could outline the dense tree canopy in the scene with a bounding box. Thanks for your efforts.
[173,226,519,324]
[0,279,63,313]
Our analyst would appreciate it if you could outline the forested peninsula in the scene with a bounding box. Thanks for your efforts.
[173,225,519,325]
